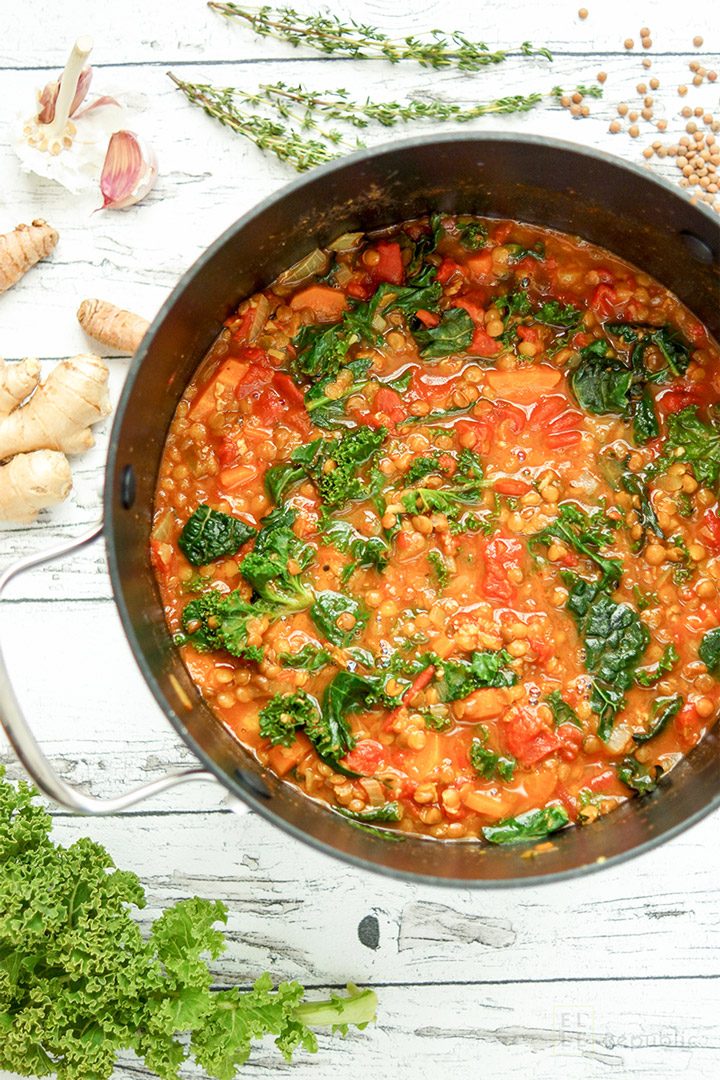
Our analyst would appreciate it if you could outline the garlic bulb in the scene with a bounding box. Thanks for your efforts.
[100,131,158,210]
[12,37,129,194]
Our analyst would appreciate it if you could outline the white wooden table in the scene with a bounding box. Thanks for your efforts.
[1,2,719,1077]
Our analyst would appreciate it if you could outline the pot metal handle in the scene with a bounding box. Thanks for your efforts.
[0,519,215,813]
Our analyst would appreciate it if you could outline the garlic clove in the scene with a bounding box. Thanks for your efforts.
[99,130,158,210]
[38,65,92,124]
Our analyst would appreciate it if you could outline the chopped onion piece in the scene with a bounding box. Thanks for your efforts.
[151,508,175,542]
[247,295,271,342]
[360,778,386,805]
[275,248,330,292]
[334,262,353,287]
[328,231,365,251]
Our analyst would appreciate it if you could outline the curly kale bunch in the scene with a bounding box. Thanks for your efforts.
[0,769,376,1080]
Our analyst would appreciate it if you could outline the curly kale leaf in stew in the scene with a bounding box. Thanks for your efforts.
[152,216,720,844]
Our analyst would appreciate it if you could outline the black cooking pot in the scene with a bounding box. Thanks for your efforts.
[2,134,720,886]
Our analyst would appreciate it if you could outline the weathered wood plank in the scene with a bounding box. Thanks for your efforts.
[1,0,717,67]
[1,975,717,1080]
[0,807,710,986]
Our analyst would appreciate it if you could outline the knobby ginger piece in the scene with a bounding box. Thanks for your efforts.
[0,220,58,293]
[0,450,72,523]
[0,357,41,421]
[0,353,111,460]
[77,298,149,354]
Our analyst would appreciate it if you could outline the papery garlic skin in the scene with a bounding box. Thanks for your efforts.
[100,130,158,210]
[37,65,92,124]
[14,100,128,193]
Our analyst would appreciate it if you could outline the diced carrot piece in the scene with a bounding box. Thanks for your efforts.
[189,359,249,420]
[289,285,348,322]
[184,649,222,683]
[465,251,495,281]
[268,732,312,776]
[432,634,455,659]
[402,731,443,780]
[219,464,258,490]
[464,790,511,817]
[485,365,562,402]
[461,688,512,721]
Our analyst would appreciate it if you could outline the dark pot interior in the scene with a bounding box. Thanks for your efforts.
[105,134,720,886]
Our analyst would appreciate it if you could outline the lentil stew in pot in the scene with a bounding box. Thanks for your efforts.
[152,215,720,845]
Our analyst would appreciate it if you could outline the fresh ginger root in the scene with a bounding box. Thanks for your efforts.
[0,357,41,420]
[0,450,72,523]
[0,219,58,293]
[0,354,110,522]
[0,354,111,461]
[77,298,150,355]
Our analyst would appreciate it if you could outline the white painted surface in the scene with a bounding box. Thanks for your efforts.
[1,1,719,1077]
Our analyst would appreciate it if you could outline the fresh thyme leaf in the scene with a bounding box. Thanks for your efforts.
[167,74,342,171]
[210,4,554,70]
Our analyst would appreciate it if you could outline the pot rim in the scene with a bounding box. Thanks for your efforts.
[105,131,720,886]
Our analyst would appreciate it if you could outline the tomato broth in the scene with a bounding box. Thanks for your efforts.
[152,215,720,845]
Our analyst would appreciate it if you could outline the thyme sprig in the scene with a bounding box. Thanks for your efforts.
[209,3,553,68]
[168,74,349,169]
[551,84,603,99]
[170,74,601,171]
[245,82,547,128]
